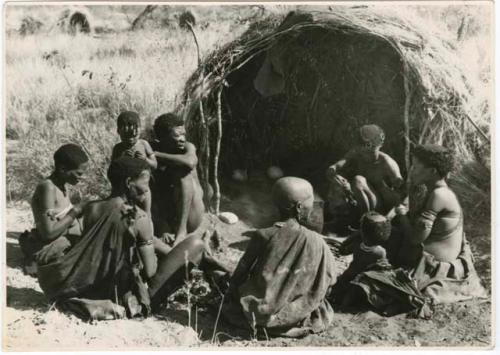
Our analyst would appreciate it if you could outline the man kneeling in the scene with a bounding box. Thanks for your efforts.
[222,177,337,338]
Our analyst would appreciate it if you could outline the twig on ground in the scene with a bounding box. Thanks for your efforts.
[184,251,192,328]
[46,301,57,313]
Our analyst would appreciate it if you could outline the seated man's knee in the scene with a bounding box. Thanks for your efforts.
[352,175,368,189]
[177,235,205,262]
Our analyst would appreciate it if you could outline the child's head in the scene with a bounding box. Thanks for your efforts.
[117,111,141,146]
[107,156,150,203]
[53,143,89,185]
[358,124,385,159]
[360,211,391,246]
[153,113,186,150]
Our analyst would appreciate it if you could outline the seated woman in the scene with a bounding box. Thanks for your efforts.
[346,145,487,317]
[35,156,227,320]
[19,143,89,276]
[222,177,337,338]
[393,144,487,302]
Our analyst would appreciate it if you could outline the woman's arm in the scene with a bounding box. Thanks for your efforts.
[398,190,445,245]
[154,142,198,170]
[34,183,83,242]
[135,213,158,278]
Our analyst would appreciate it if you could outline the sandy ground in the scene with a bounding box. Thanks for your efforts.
[3,177,493,349]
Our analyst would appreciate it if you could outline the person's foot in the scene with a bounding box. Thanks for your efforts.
[202,229,223,252]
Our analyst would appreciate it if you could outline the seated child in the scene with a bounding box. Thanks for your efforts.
[111,111,157,216]
[330,211,391,305]
[19,144,89,276]
[150,113,205,245]
[326,124,404,220]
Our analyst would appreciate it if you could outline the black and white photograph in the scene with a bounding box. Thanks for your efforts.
[2,1,494,350]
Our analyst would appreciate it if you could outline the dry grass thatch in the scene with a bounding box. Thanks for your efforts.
[56,6,93,35]
[180,7,491,214]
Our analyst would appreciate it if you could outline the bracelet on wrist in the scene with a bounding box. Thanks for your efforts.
[137,239,154,247]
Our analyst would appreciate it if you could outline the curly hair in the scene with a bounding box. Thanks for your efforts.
[359,124,385,147]
[153,112,184,138]
[360,211,391,246]
[117,111,140,128]
[412,144,455,178]
[107,156,150,191]
[54,143,88,170]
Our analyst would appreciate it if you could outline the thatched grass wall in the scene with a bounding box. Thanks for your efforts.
[181,7,490,211]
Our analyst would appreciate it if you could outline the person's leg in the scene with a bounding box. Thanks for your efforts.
[148,235,205,308]
[153,236,172,257]
[186,181,205,234]
[352,175,378,212]
[172,173,196,244]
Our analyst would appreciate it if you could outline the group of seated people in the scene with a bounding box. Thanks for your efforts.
[17,115,486,337]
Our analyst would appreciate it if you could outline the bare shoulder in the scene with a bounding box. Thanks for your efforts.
[139,139,151,148]
[185,141,197,151]
[379,151,398,166]
[111,142,125,158]
[33,179,56,199]
[83,200,108,224]
[185,142,198,158]
[37,178,56,192]
[380,152,401,171]
[427,186,459,211]
[32,179,55,207]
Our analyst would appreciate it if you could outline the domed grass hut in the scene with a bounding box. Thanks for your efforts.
[181,8,490,208]
[56,7,93,35]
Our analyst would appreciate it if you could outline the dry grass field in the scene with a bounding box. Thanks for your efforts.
[3,3,493,350]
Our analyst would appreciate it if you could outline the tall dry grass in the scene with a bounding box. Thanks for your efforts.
[6,18,248,201]
[5,4,492,219]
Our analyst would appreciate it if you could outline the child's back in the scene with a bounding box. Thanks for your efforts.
[330,211,391,305]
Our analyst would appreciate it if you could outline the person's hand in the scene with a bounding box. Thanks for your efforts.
[134,150,146,160]
[395,204,408,216]
[161,232,176,246]
[326,165,337,182]
[46,209,58,221]
[72,201,89,218]
[124,148,135,157]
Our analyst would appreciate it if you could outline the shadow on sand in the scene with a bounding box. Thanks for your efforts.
[6,286,48,311]
[6,232,24,270]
